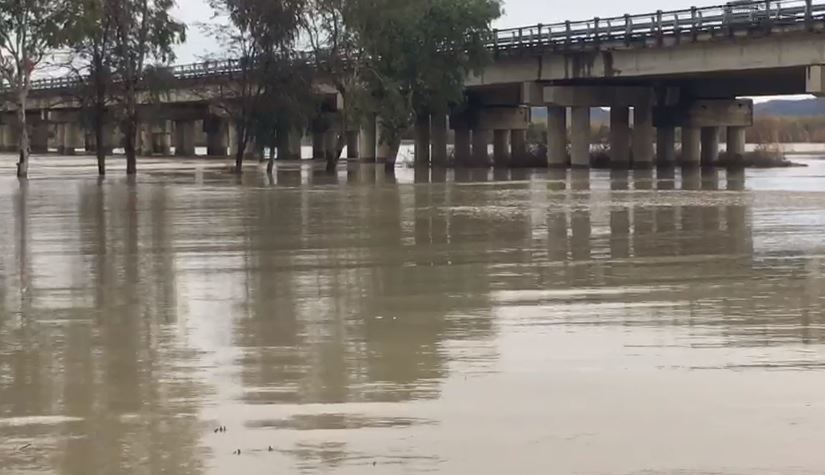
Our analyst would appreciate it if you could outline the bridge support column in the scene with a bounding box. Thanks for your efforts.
[0,123,10,152]
[681,127,701,166]
[609,106,630,167]
[312,131,325,159]
[454,127,471,166]
[31,120,49,154]
[276,127,299,160]
[376,116,393,164]
[726,126,746,162]
[511,129,527,166]
[153,122,171,155]
[324,129,338,162]
[656,126,676,165]
[346,130,359,159]
[414,115,430,167]
[472,129,490,166]
[60,123,83,155]
[570,106,590,168]
[175,120,196,156]
[701,127,720,166]
[547,106,567,167]
[431,114,448,167]
[358,114,376,162]
[85,132,97,153]
[206,118,228,157]
[137,123,154,156]
[493,129,510,167]
[632,105,655,166]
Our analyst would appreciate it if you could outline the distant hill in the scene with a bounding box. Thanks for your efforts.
[530,98,825,121]
[754,98,825,117]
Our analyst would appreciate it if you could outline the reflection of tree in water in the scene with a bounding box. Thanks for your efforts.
[232,169,498,409]
[0,182,203,475]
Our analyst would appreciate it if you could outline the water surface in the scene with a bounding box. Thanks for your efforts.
[2,154,825,474]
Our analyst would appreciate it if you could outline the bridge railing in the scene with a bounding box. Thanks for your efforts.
[20,0,825,92]
[493,0,825,49]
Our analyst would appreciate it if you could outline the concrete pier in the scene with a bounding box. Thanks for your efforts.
[346,130,359,159]
[414,115,431,167]
[682,127,701,166]
[656,126,676,165]
[701,127,720,166]
[632,105,655,166]
[206,118,228,157]
[493,129,510,167]
[376,116,393,163]
[59,123,83,155]
[511,129,526,165]
[175,120,196,156]
[609,106,631,166]
[312,131,325,159]
[454,127,471,166]
[726,126,746,161]
[547,106,567,167]
[570,106,590,168]
[359,114,376,162]
[431,114,448,167]
[472,129,490,166]
[31,121,49,154]
[153,121,171,155]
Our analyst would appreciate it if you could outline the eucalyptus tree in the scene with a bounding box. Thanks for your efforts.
[304,0,369,171]
[0,0,74,177]
[205,0,311,174]
[355,0,501,165]
[66,0,116,176]
[106,0,185,175]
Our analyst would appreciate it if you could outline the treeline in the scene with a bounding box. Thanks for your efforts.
[747,117,825,143]
[0,0,502,178]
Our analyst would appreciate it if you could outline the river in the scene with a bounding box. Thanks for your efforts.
[1,154,825,474]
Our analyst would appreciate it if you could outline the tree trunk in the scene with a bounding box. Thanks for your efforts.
[16,91,30,178]
[326,132,346,173]
[384,136,401,172]
[124,117,137,175]
[233,122,246,174]
[94,65,107,176]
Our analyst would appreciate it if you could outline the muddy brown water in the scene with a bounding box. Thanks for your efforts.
[2,154,825,474]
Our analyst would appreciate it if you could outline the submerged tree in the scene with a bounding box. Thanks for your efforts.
[0,0,73,178]
[355,0,501,166]
[205,0,311,174]
[66,0,116,176]
[304,0,369,171]
[107,0,185,175]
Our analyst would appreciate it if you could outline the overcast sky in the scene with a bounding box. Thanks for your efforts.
[172,0,701,63]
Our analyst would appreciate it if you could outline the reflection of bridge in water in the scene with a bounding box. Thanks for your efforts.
[0,166,824,471]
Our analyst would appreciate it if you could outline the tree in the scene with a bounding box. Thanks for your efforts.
[107,0,185,175]
[204,0,310,174]
[0,0,74,178]
[354,0,501,166]
[304,0,369,172]
[66,0,116,176]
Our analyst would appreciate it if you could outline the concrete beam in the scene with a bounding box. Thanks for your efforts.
[654,99,753,128]
[806,65,825,96]
[451,106,530,131]
[544,86,655,107]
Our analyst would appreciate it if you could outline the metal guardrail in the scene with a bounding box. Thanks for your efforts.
[20,0,825,92]
[492,0,824,50]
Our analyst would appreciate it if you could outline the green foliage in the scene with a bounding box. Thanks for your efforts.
[354,0,501,145]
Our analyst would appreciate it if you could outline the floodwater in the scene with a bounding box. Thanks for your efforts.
[2,154,825,474]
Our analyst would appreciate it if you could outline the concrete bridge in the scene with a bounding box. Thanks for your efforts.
[2,0,825,168]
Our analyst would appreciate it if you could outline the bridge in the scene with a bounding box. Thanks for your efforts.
[2,0,825,168]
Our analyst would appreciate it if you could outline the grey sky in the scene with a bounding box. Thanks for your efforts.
[172,0,701,63]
